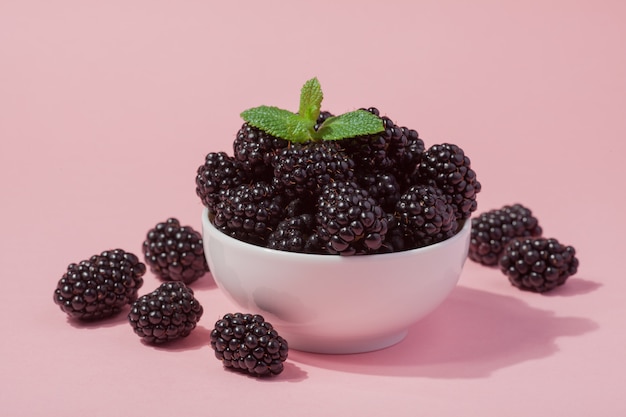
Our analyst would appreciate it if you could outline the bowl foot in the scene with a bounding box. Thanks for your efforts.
[284,330,409,355]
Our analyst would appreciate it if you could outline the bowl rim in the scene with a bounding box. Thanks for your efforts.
[201,207,471,261]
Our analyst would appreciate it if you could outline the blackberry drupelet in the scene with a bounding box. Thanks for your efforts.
[394,185,458,248]
[357,171,402,213]
[267,214,324,254]
[53,249,146,320]
[128,281,203,344]
[469,204,543,266]
[415,143,481,220]
[210,313,288,377]
[233,123,289,180]
[213,181,286,246]
[196,151,249,213]
[271,141,355,200]
[499,237,579,293]
[316,181,388,255]
[142,218,209,284]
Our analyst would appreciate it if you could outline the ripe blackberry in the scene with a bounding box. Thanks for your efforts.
[469,204,543,266]
[314,110,334,131]
[196,152,249,213]
[375,213,409,253]
[213,181,286,245]
[341,108,423,181]
[341,108,394,172]
[142,218,209,284]
[210,313,288,377]
[357,171,402,213]
[233,123,289,179]
[53,249,146,320]
[128,281,203,344]
[267,214,325,254]
[499,237,579,293]
[415,143,481,220]
[316,181,388,255]
[394,185,458,248]
[271,141,355,200]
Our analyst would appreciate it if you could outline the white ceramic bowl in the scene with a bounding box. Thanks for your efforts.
[202,207,470,354]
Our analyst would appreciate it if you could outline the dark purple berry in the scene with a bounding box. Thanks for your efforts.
[499,237,579,293]
[210,313,288,377]
[142,218,209,284]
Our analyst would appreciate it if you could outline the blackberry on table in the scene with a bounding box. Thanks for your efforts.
[213,181,287,245]
[271,141,355,200]
[394,184,458,248]
[233,123,289,180]
[53,249,146,320]
[469,204,543,266]
[196,151,249,213]
[415,143,481,220]
[210,313,288,377]
[499,237,579,293]
[142,218,209,285]
[316,181,388,255]
[128,281,203,344]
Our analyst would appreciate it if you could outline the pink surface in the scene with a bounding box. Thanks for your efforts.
[1,0,625,416]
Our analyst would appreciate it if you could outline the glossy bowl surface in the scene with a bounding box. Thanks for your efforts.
[202,208,470,354]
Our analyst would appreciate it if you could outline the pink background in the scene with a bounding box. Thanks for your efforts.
[2,0,625,415]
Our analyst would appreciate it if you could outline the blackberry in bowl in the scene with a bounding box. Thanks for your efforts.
[198,78,477,353]
[202,207,471,354]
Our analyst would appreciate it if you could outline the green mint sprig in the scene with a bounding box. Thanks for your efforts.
[240,77,384,143]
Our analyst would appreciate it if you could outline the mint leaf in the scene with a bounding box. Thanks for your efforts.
[316,109,385,140]
[241,105,314,142]
[298,77,323,123]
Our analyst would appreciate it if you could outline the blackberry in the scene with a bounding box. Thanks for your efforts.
[469,204,543,266]
[267,214,325,254]
[213,181,286,245]
[392,126,425,188]
[271,141,355,200]
[196,152,249,213]
[341,108,394,172]
[142,218,209,284]
[415,143,481,220]
[357,171,402,213]
[499,237,579,293]
[210,313,288,377]
[233,123,289,179]
[314,110,334,131]
[342,108,423,180]
[316,181,388,255]
[53,249,146,320]
[128,281,203,344]
[375,213,409,253]
[394,185,458,248]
